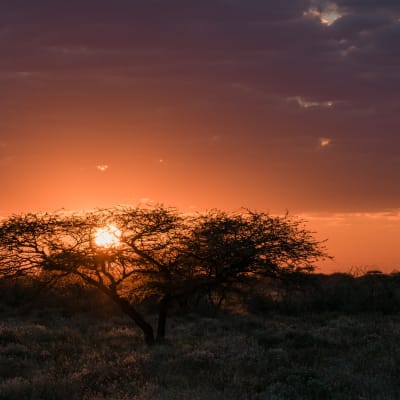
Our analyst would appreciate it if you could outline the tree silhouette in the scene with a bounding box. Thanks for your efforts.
[0,206,328,345]
[179,210,325,306]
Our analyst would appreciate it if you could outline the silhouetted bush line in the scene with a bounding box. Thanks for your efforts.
[2,271,400,317]
[0,277,120,317]
[246,272,400,315]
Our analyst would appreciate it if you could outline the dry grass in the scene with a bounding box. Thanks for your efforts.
[1,300,400,400]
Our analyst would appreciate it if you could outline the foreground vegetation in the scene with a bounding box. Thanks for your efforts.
[1,274,400,400]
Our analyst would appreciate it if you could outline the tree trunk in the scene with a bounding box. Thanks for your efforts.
[156,295,170,340]
[111,294,155,346]
[73,273,156,345]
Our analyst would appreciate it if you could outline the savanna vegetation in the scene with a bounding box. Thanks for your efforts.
[1,206,400,399]
[0,206,326,345]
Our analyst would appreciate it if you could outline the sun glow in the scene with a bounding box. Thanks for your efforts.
[94,225,122,248]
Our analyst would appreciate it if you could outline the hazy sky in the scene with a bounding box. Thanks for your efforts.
[0,1,399,271]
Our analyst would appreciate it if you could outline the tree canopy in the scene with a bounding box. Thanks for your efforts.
[0,206,328,345]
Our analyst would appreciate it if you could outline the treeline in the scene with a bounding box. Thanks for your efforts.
[2,271,400,318]
[247,271,400,314]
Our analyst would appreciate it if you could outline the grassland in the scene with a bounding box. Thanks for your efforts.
[1,276,400,400]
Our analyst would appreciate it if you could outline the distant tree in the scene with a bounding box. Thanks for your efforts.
[0,206,328,345]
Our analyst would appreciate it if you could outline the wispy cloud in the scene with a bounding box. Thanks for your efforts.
[289,96,334,109]
[299,209,400,226]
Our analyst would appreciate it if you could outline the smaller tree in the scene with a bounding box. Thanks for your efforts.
[179,210,327,306]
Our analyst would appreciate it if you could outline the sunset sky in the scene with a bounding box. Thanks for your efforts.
[0,1,399,271]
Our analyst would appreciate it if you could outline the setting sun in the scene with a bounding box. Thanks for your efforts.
[94,225,121,248]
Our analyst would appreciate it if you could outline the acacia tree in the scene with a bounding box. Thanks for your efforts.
[0,206,328,345]
[0,207,184,345]
[178,210,327,306]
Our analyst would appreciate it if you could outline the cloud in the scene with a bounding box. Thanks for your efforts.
[96,165,109,172]
[0,2,397,121]
[289,96,334,109]
[304,2,344,26]
[319,137,332,148]
[300,209,400,226]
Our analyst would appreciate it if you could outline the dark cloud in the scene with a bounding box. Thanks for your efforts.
[333,0,400,12]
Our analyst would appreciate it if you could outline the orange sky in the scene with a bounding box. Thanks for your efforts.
[303,212,400,273]
[0,1,399,272]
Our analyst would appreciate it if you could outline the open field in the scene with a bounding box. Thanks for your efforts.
[1,285,400,400]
